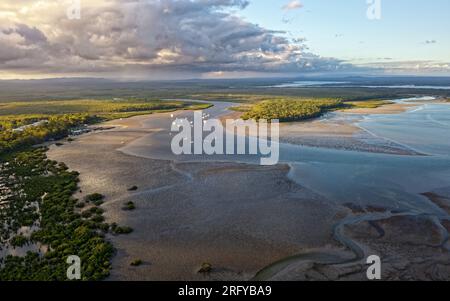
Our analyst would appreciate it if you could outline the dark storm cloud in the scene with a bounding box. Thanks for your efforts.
[2,24,47,45]
[0,0,351,77]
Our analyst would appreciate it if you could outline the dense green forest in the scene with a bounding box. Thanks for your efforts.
[241,99,344,122]
[0,114,98,156]
[0,99,204,115]
[238,98,392,122]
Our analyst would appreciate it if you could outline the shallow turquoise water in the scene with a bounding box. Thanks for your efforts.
[358,103,450,156]
[287,101,450,215]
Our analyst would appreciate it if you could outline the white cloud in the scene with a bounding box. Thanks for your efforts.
[282,1,303,11]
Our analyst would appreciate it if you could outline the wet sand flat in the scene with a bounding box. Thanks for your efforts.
[341,103,417,114]
[277,116,420,155]
[47,112,345,280]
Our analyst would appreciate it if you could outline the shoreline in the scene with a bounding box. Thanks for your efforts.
[219,98,433,156]
[47,110,345,280]
[340,102,417,115]
[46,98,450,280]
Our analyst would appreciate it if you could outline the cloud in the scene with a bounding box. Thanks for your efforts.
[282,1,303,11]
[0,0,348,79]
[361,60,450,74]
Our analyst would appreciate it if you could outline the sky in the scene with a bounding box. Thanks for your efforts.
[0,0,449,80]
[239,0,450,73]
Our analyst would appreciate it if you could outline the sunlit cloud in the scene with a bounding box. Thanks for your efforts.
[282,1,303,11]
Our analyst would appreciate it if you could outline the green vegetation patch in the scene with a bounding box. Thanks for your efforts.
[0,148,114,280]
[0,99,212,156]
[84,193,105,205]
[198,262,212,274]
[228,105,252,113]
[130,259,143,267]
[10,235,29,248]
[110,223,133,235]
[0,99,209,116]
[343,100,393,109]
[241,99,344,122]
[0,114,98,156]
[122,201,136,211]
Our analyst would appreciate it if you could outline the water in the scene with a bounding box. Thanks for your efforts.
[121,97,450,216]
[266,81,450,90]
[286,147,450,214]
[267,81,349,88]
[357,103,450,156]
[286,99,450,215]
[360,85,450,90]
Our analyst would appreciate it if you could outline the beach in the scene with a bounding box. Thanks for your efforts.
[276,99,433,155]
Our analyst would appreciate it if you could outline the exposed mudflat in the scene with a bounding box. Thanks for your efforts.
[46,98,450,281]
[47,114,344,280]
